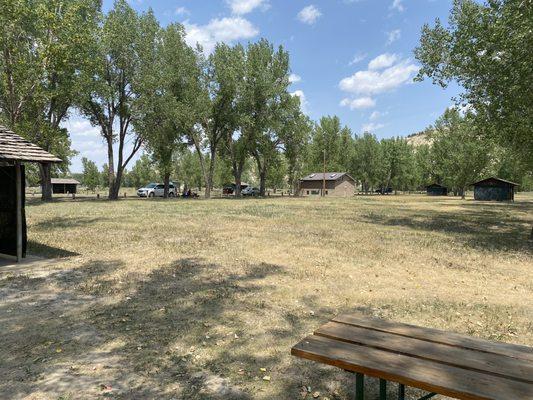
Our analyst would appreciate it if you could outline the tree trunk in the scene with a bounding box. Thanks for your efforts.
[192,140,208,199]
[259,169,266,197]
[292,176,299,196]
[235,171,242,197]
[461,187,466,200]
[231,157,245,198]
[106,136,117,200]
[39,163,52,201]
[205,149,217,199]
[163,172,170,198]
[253,154,267,197]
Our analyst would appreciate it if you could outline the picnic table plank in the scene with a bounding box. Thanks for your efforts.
[333,313,533,362]
[315,321,533,384]
[292,334,533,400]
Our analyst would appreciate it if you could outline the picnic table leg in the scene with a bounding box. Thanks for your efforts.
[379,379,387,400]
[398,383,405,400]
[355,372,364,400]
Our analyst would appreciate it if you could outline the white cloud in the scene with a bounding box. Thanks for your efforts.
[227,0,269,15]
[349,52,367,65]
[297,5,322,25]
[175,6,189,16]
[291,90,309,114]
[361,122,385,132]
[390,0,404,12]
[184,17,259,54]
[386,29,401,45]
[369,110,387,120]
[340,96,376,110]
[368,53,398,70]
[339,57,419,95]
[289,73,302,83]
[64,118,100,138]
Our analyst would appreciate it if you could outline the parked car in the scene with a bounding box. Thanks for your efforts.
[375,187,393,195]
[222,183,249,195]
[241,186,260,196]
[137,182,176,197]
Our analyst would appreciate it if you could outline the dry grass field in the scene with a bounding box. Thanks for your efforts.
[1,194,532,399]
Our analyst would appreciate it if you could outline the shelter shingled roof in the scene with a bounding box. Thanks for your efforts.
[0,125,62,163]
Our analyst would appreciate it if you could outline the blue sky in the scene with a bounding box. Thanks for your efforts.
[66,0,460,172]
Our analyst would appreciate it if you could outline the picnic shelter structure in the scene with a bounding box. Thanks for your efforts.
[0,125,61,261]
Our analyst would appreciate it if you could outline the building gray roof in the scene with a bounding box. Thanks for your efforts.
[51,178,80,185]
[0,125,62,163]
[300,172,354,182]
[471,177,519,187]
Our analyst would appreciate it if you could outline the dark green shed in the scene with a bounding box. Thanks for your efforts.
[471,177,518,201]
[426,184,448,196]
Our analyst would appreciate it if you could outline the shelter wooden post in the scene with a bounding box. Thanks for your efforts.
[15,161,23,261]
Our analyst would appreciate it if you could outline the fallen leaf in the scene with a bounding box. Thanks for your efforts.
[262,376,271,381]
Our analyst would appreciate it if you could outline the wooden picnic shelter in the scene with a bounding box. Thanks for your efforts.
[0,125,61,262]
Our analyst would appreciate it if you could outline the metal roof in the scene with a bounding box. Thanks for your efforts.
[471,177,519,187]
[51,178,80,185]
[0,125,62,163]
[300,172,354,182]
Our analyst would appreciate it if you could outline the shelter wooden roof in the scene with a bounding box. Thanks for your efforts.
[51,178,80,185]
[0,125,62,163]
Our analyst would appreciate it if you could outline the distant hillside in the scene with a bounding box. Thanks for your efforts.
[406,131,433,147]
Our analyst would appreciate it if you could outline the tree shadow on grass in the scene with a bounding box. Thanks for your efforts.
[33,216,110,230]
[2,255,530,399]
[360,206,532,254]
[1,257,302,398]
[27,240,80,258]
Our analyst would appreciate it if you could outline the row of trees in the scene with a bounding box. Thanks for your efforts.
[0,0,309,200]
[78,107,532,196]
[3,0,531,200]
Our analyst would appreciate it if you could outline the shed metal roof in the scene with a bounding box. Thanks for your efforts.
[51,178,80,185]
[471,177,519,187]
[0,125,62,163]
[301,172,354,182]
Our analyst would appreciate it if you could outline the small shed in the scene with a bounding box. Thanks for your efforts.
[471,177,518,201]
[0,125,61,261]
[299,172,356,197]
[426,183,448,196]
[51,178,80,194]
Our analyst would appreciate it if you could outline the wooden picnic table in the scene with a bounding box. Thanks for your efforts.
[291,313,533,400]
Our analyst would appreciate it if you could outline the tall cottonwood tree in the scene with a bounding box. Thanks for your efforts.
[217,44,249,197]
[0,0,99,200]
[242,39,292,196]
[77,0,149,200]
[379,137,415,193]
[307,115,354,174]
[187,43,246,198]
[430,108,490,198]
[352,132,383,193]
[81,157,100,191]
[133,22,196,197]
[415,0,533,170]
[283,103,312,194]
